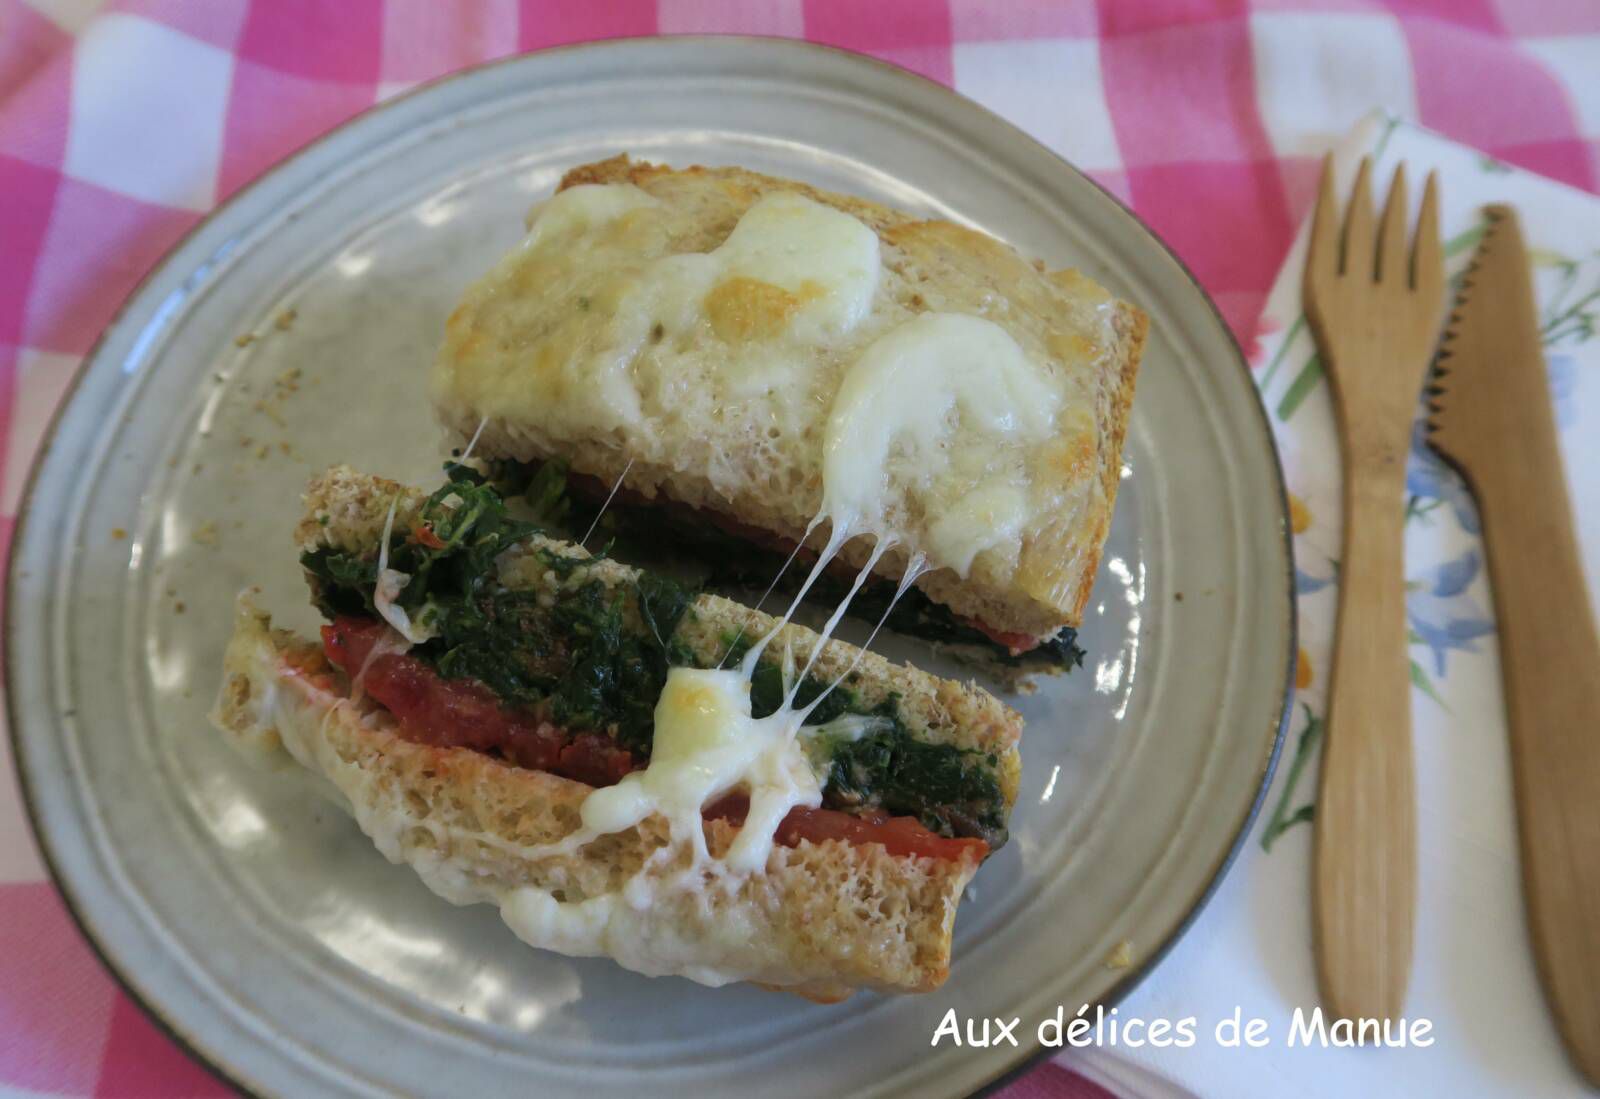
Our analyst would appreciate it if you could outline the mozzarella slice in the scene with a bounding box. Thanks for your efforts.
[707,191,881,343]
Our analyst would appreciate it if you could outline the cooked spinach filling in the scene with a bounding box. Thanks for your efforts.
[487,457,1084,671]
[729,635,1008,845]
[302,467,1008,846]
[303,467,694,752]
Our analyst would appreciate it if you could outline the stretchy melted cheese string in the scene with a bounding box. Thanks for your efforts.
[581,456,634,549]
[715,533,812,670]
[796,552,929,722]
[372,498,435,645]
[498,523,904,866]
[454,415,489,470]
[784,536,893,707]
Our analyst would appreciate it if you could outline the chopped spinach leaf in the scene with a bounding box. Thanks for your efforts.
[826,726,1008,847]
[721,634,858,727]
[302,468,696,754]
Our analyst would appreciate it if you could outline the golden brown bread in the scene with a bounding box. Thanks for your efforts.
[431,155,1146,643]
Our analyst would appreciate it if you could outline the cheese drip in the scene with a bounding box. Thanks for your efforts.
[580,667,820,874]
[371,499,433,645]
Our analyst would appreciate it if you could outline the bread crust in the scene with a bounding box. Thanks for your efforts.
[432,155,1146,642]
[213,596,981,997]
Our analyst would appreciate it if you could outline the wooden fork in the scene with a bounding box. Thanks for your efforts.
[1303,154,1442,1023]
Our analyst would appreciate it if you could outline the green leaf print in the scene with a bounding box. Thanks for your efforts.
[1410,659,1448,710]
[1538,254,1600,349]
[1444,223,1486,259]
[1405,494,1445,525]
[1261,704,1324,852]
[1371,115,1402,166]
[1258,314,1305,392]
[1276,353,1324,421]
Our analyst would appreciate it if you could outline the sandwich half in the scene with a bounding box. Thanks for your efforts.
[212,466,1022,999]
[432,155,1146,673]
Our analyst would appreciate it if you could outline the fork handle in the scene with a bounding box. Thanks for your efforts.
[1314,461,1417,1023]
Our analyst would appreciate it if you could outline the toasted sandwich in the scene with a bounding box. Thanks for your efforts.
[213,466,1022,999]
[431,155,1146,673]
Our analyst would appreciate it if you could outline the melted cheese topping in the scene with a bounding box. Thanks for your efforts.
[439,185,883,458]
[822,312,1062,575]
[580,667,821,873]
[499,879,768,988]
[604,190,880,383]
[703,191,881,342]
[521,182,661,245]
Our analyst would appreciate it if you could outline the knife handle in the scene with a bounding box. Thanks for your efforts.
[1468,419,1600,1086]
[1314,462,1416,1024]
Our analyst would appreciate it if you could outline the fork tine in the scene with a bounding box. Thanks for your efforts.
[1342,156,1376,280]
[1411,170,1442,298]
[1306,154,1340,294]
[1376,164,1408,284]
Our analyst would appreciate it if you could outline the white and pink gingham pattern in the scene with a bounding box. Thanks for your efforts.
[2,2,1597,1096]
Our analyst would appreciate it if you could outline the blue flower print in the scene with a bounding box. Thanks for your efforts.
[1296,564,1334,596]
[1407,549,1496,676]
[1406,420,1480,533]
[1548,352,1578,430]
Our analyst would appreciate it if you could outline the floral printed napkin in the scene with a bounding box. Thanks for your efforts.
[1066,111,1600,1098]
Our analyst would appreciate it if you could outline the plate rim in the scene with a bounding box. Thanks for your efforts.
[6,34,1296,1099]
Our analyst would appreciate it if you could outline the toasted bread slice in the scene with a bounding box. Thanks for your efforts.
[432,155,1146,645]
[210,468,1022,996]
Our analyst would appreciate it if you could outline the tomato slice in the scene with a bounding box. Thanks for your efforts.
[706,794,988,863]
[321,617,633,782]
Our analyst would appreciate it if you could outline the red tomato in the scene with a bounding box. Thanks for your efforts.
[321,617,613,780]
[557,732,638,788]
[410,522,447,550]
[705,794,987,864]
[955,615,1041,655]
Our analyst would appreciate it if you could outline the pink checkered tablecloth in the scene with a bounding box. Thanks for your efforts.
[3,2,1598,1096]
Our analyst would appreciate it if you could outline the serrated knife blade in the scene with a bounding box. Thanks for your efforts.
[1426,204,1600,1086]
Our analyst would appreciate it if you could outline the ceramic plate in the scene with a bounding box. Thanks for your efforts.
[9,37,1293,1098]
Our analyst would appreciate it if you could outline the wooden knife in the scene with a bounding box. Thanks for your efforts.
[1425,204,1600,1086]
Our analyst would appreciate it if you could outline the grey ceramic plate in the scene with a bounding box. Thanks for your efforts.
[8,37,1293,1099]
